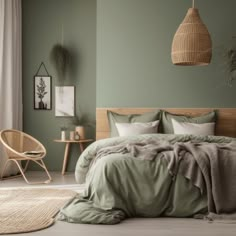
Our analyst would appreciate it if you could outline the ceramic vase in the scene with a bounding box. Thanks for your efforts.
[70,131,75,140]
[75,126,85,140]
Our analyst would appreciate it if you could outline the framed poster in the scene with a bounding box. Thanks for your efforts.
[55,86,75,117]
[34,76,52,110]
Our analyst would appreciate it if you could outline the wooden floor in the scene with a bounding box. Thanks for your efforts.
[1,171,236,236]
[0,171,77,188]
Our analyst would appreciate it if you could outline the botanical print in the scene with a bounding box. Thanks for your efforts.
[34,76,51,110]
[55,86,75,117]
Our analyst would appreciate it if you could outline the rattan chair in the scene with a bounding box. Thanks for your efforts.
[0,129,52,184]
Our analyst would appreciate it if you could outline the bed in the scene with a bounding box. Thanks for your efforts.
[58,108,236,224]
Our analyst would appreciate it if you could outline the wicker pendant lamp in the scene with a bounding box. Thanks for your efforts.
[171,0,212,66]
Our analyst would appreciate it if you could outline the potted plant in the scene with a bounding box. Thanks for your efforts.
[226,48,236,85]
[67,113,94,140]
[50,44,72,83]
[223,37,236,85]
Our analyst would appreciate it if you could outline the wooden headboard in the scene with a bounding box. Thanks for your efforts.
[96,108,236,140]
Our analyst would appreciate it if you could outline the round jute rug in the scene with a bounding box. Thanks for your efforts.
[0,188,77,235]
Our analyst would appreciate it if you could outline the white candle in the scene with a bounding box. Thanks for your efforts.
[61,131,66,140]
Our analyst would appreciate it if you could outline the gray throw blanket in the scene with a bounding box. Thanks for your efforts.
[95,140,236,218]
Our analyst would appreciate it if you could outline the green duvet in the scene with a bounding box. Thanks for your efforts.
[57,134,235,224]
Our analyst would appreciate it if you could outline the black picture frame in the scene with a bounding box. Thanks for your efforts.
[34,75,52,110]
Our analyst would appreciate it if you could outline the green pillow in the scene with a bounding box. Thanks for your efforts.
[161,110,217,134]
[107,110,161,137]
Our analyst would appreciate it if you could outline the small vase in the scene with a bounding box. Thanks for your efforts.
[69,131,75,140]
[75,126,85,140]
[74,132,80,140]
[61,131,66,140]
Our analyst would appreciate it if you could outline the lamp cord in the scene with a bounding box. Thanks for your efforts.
[192,0,195,8]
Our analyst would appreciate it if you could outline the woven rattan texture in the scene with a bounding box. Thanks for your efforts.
[0,188,76,234]
[172,8,212,65]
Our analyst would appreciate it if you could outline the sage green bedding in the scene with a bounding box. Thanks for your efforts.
[75,134,233,184]
[58,134,235,224]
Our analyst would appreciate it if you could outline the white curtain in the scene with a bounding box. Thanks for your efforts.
[0,0,22,176]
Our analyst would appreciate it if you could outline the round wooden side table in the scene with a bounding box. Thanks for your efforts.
[54,139,93,175]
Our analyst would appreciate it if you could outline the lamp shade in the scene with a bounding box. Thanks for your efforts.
[171,8,212,66]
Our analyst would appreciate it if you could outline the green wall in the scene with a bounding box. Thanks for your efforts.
[97,0,236,107]
[23,0,236,171]
[22,0,96,171]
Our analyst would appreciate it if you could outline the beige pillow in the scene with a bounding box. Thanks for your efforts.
[172,119,215,136]
[115,120,159,137]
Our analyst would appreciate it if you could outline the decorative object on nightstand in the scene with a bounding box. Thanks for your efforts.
[60,126,67,140]
[75,126,85,139]
[171,0,212,66]
[61,130,66,141]
[54,139,93,175]
[69,131,75,140]
[74,132,80,140]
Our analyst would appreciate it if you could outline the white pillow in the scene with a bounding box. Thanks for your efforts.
[171,119,215,136]
[115,120,159,137]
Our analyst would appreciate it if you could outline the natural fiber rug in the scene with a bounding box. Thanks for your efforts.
[0,188,77,235]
